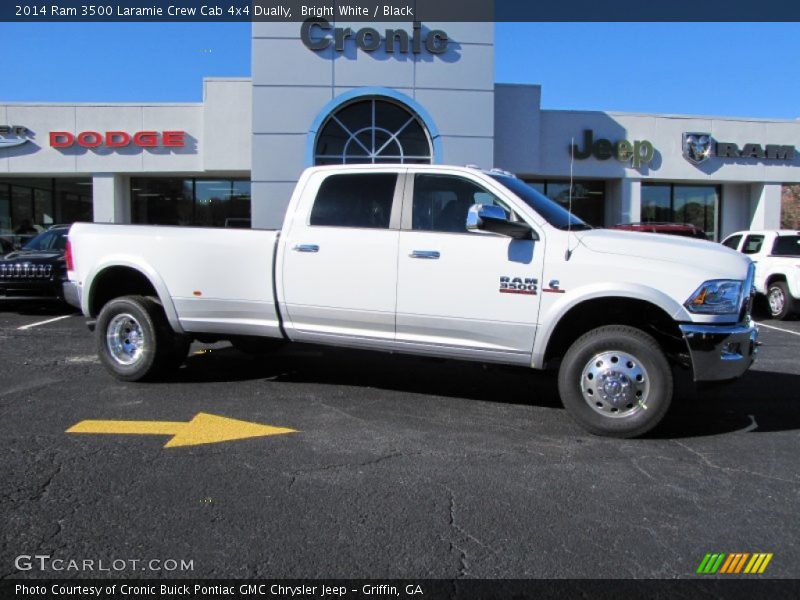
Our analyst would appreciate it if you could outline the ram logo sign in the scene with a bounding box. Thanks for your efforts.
[683,132,713,165]
[682,132,796,165]
[0,126,31,149]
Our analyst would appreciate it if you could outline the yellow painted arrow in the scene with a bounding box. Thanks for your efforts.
[66,412,297,448]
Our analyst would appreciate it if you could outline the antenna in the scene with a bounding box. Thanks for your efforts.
[565,136,575,261]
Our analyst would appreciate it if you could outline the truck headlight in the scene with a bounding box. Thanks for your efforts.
[685,280,744,315]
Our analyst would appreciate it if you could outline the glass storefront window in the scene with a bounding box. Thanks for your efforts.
[523,179,605,227]
[640,185,671,222]
[34,189,54,227]
[11,186,34,233]
[0,185,9,233]
[642,183,719,240]
[54,180,93,224]
[131,179,192,226]
[131,178,251,227]
[0,178,92,248]
[674,186,717,240]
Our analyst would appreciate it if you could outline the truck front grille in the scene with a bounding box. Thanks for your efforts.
[0,263,53,279]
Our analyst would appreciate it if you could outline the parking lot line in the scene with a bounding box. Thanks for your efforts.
[17,314,74,330]
[756,322,800,337]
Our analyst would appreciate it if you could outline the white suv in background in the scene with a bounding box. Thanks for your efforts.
[722,230,800,320]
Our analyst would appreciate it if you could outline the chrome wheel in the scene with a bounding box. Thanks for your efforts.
[580,351,650,418]
[106,313,145,366]
[768,286,785,317]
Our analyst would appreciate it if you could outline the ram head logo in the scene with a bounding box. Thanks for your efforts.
[683,132,713,165]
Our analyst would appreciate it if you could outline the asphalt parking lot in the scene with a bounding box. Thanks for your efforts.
[1,303,799,580]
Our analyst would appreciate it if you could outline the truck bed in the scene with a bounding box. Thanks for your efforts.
[68,223,282,338]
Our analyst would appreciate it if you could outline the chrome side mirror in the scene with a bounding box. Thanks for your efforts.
[466,204,537,240]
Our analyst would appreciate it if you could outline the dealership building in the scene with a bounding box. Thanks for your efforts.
[2,21,799,240]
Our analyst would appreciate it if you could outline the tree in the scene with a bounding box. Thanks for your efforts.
[782,185,800,229]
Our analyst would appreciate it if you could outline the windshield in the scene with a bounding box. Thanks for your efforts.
[771,235,800,257]
[488,175,592,231]
[22,228,68,252]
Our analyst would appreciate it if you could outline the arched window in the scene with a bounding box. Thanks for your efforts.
[314,97,433,165]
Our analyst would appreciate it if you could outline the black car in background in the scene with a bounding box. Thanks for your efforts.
[0,225,70,302]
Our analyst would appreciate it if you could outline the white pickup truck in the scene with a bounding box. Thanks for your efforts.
[722,229,800,320]
[65,165,758,437]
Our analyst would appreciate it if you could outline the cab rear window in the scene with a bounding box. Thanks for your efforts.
[771,235,800,257]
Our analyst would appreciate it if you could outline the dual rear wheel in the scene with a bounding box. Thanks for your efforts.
[96,295,190,382]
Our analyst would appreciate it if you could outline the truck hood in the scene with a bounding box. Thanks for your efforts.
[1,250,64,262]
[575,229,750,279]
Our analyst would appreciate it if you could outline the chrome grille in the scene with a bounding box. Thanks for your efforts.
[0,263,53,279]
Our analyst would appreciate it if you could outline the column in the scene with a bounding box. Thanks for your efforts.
[748,183,782,230]
[605,179,641,226]
[92,174,131,224]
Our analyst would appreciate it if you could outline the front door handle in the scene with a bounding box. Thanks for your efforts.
[293,244,320,253]
[410,250,440,259]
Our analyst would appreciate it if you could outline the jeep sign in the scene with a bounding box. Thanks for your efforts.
[569,130,654,168]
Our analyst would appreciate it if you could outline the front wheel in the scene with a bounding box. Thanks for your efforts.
[96,295,179,381]
[557,325,672,438]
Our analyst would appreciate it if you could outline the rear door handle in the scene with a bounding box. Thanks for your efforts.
[410,250,440,259]
[293,244,320,253]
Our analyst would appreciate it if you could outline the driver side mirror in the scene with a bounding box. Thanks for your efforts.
[466,204,537,241]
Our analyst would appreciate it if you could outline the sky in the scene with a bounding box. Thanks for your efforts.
[1,22,799,120]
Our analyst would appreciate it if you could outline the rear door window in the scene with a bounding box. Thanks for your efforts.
[310,173,397,229]
[742,235,765,255]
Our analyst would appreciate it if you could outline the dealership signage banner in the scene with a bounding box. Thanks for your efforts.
[682,132,796,165]
[49,130,186,149]
[302,20,449,55]
[570,129,654,168]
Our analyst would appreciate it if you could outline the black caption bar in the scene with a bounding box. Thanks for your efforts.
[4,579,800,600]
[3,0,800,22]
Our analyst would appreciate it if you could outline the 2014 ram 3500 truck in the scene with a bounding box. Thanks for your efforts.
[65,165,758,437]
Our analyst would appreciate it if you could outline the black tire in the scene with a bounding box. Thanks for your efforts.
[557,325,673,438]
[766,281,795,320]
[230,336,284,355]
[96,295,180,381]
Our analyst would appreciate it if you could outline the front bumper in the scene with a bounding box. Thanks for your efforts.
[0,280,64,301]
[679,322,759,382]
[62,280,82,309]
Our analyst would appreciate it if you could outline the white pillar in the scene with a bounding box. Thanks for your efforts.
[749,183,782,230]
[92,174,131,224]
[606,179,641,226]
[720,184,748,237]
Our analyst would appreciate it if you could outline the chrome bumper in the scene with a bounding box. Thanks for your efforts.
[62,280,81,309]
[679,322,759,382]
